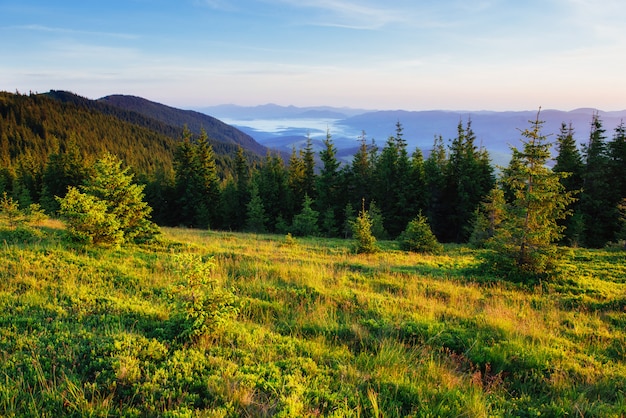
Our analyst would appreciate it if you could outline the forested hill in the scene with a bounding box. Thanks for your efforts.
[0,91,269,175]
[0,91,177,175]
[98,94,268,156]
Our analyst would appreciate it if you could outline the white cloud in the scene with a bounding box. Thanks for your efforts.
[14,24,138,40]
[268,0,409,30]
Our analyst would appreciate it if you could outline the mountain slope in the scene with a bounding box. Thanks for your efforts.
[99,94,268,156]
[0,91,178,175]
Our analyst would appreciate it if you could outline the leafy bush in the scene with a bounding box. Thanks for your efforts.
[57,153,160,245]
[0,192,26,228]
[397,214,443,254]
[169,253,239,341]
[351,206,378,253]
[58,187,123,245]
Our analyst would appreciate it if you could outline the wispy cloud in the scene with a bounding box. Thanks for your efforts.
[269,0,408,30]
[14,24,138,40]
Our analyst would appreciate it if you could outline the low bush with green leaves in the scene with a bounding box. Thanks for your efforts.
[397,213,443,254]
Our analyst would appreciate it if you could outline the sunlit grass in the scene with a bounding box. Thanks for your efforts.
[0,225,624,416]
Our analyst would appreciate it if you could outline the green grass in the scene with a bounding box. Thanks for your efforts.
[0,223,625,417]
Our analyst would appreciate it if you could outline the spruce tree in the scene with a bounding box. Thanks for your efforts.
[351,200,377,254]
[287,146,306,222]
[398,213,442,254]
[553,122,584,246]
[234,146,250,229]
[487,112,575,280]
[194,129,221,229]
[373,122,415,237]
[609,122,626,205]
[245,182,267,233]
[424,135,447,240]
[58,153,158,244]
[81,153,159,243]
[40,137,87,215]
[256,153,288,232]
[442,119,494,243]
[469,187,506,248]
[291,194,320,237]
[317,130,342,237]
[579,114,617,247]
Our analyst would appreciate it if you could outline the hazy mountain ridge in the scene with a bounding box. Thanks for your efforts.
[210,104,626,166]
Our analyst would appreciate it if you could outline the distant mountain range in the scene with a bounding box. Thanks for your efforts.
[198,104,626,166]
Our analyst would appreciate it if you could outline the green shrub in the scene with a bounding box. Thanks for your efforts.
[57,187,123,245]
[351,206,378,254]
[397,214,443,254]
[57,153,159,245]
[169,253,239,341]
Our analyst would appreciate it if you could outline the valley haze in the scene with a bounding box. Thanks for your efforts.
[196,103,626,166]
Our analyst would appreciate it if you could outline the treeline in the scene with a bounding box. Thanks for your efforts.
[1,90,625,248]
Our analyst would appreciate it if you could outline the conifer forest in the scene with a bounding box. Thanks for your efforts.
[0,90,625,416]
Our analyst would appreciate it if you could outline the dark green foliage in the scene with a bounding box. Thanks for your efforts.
[245,182,267,233]
[397,213,443,254]
[351,202,378,253]
[291,194,320,237]
[40,137,88,215]
[469,187,506,248]
[287,146,306,222]
[424,135,448,239]
[441,119,495,243]
[579,114,619,248]
[316,130,342,236]
[255,153,289,232]
[486,113,575,280]
[368,200,388,239]
[553,123,584,246]
[343,202,356,239]
[372,122,417,237]
[173,128,221,228]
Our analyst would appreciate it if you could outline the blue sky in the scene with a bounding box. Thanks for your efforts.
[1,0,624,110]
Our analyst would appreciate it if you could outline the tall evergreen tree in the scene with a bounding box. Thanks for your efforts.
[442,119,494,243]
[291,193,320,237]
[424,135,447,240]
[40,137,87,215]
[173,127,197,226]
[316,130,342,236]
[194,129,221,229]
[487,113,575,279]
[233,146,251,229]
[346,131,374,208]
[373,122,414,237]
[302,134,316,200]
[580,114,617,247]
[609,121,626,203]
[553,122,584,246]
[245,181,267,233]
[172,128,221,229]
[287,146,306,223]
[256,153,288,232]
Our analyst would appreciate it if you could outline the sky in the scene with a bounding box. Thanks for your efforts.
[1,0,625,111]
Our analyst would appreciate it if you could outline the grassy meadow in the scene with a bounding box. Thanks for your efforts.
[0,222,625,417]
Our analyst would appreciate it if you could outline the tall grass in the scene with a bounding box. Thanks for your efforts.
[0,223,624,416]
